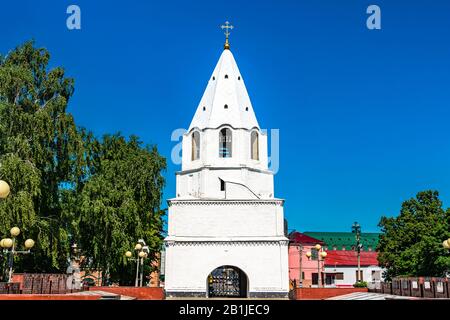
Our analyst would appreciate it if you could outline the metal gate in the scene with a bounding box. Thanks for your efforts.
[208,266,247,298]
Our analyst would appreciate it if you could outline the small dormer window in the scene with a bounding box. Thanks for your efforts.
[238,76,241,80]
[245,107,249,111]
[225,74,228,79]
[212,76,215,80]
[224,104,228,109]
[203,106,206,111]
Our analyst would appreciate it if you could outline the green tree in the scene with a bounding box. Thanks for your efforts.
[0,41,167,282]
[0,41,83,272]
[377,190,450,280]
[76,133,166,284]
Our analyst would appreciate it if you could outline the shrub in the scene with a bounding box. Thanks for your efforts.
[353,281,368,288]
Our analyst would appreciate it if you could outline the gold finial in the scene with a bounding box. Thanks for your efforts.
[221,21,234,50]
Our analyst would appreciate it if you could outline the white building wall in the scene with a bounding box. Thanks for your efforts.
[324,265,385,287]
[175,168,274,199]
[167,201,285,238]
[164,241,289,296]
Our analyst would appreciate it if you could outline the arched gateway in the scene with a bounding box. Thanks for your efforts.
[207,266,248,298]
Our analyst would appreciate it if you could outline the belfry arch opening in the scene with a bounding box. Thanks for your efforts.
[207,265,248,298]
[219,128,232,158]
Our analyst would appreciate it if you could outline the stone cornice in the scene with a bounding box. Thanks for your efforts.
[175,165,274,176]
[186,125,264,135]
[167,198,284,207]
[164,240,289,247]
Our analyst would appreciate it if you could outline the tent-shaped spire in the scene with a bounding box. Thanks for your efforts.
[188,49,260,131]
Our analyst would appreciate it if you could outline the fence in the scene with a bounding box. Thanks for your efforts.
[370,277,449,299]
[0,282,20,294]
[21,274,70,294]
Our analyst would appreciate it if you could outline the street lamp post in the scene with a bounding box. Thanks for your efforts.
[0,227,35,283]
[352,222,362,283]
[0,180,11,199]
[298,243,303,288]
[307,244,327,288]
[443,238,450,250]
[125,240,149,287]
[443,238,450,278]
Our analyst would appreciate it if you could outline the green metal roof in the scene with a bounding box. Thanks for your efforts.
[303,231,381,252]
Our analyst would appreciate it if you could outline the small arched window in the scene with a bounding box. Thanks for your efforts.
[219,128,232,158]
[191,131,200,161]
[251,131,259,160]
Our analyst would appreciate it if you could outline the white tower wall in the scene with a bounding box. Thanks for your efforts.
[164,44,289,298]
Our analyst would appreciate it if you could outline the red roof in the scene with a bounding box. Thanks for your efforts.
[289,231,324,245]
[324,250,379,267]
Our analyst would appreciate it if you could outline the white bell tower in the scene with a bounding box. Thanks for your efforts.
[164,23,289,298]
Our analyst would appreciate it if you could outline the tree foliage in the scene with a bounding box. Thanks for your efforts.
[77,133,166,284]
[0,41,166,281]
[0,41,82,271]
[377,190,450,280]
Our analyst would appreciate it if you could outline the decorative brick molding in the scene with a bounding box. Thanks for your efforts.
[165,240,289,247]
[168,199,284,207]
[249,291,289,299]
[165,291,206,298]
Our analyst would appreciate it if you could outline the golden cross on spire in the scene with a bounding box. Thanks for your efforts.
[221,21,234,50]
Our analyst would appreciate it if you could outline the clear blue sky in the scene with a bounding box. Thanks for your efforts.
[1,0,450,233]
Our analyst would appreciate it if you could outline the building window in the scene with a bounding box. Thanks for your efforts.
[203,106,206,111]
[219,128,232,158]
[251,131,259,160]
[355,270,363,281]
[225,74,228,79]
[191,131,200,160]
[224,104,228,109]
[335,273,344,280]
[312,273,318,285]
[245,107,248,111]
[325,274,334,285]
[311,248,319,261]
[238,76,241,80]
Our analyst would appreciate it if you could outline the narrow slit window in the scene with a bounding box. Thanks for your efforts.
[191,131,200,160]
[219,128,232,158]
[251,131,259,160]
